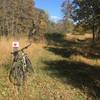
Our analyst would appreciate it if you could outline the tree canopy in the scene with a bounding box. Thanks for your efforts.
[0,0,49,40]
[72,0,100,39]
[62,0,100,40]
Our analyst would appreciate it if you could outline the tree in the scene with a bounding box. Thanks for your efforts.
[0,0,49,41]
[72,0,100,40]
[33,8,49,42]
[61,0,74,33]
[0,0,35,37]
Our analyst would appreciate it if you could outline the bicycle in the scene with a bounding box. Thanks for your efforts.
[9,43,34,86]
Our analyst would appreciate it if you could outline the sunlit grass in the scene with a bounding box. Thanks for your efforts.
[70,55,100,67]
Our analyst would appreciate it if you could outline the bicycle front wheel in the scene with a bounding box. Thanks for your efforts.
[9,62,25,86]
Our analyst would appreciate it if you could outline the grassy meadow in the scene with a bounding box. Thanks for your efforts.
[0,34,100,100]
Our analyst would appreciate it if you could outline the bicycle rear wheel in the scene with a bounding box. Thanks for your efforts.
[25,56,34,73]
[9,62,25,86]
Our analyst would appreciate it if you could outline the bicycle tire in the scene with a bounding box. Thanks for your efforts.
[25,56,34,73]
[9,62,25,86]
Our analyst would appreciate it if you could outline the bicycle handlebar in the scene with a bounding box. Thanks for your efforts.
[11,43,31,54]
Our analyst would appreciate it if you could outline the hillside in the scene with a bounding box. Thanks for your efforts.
[0,35,100,99]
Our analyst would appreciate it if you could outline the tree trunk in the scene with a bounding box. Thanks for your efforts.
[92,24,95,41]
[92,14,95,42]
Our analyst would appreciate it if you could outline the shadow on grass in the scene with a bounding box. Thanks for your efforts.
[45,46,100,60]
[45,47,76,58]
[45,33,78,47]
[44,33,100,98]
[45,33,100,59]
[43,60,100,99]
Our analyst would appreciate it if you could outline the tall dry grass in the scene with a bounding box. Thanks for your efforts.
[0,37,44,66]
[0,37,46,99]
[0,37,12,66]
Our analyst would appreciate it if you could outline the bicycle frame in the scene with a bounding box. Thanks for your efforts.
[11,43,32,71]
[9,43,33,86]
